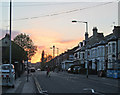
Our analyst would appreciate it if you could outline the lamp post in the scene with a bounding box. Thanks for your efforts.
[72,20,89,78]
[72,20,88,35]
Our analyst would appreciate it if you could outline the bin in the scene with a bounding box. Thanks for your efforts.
[107,70,110,77]
[113,70,118,78]
[117,70,120,78]
[110,70,113,78]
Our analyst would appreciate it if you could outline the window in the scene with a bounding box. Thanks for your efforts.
[101,47,103,56]
[79,52,80,58]
[112,43,115,53]
[95,49,97,57]
[2,65,13,70]
[83,53,84,59]
[109,44,111,53]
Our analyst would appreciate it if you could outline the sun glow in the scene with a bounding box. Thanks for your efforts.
[22,29,84,63]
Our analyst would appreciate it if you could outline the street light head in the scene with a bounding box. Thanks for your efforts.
[72,20,77,23]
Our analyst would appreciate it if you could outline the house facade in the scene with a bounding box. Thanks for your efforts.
[74,26,120,74]
[47,26,120,73]
[0,34,27,78]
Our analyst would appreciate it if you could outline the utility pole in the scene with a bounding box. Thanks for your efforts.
[9,0,12,75]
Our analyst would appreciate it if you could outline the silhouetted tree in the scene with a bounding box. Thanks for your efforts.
[13,33,37,60]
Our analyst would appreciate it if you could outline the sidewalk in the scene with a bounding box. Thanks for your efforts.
[3,71,37,93]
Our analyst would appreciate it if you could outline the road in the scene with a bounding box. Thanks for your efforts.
[34,71,120,94]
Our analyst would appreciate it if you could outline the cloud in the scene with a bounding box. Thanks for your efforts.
[37,46,46,49]
[56,38,83,44]
[22,29,62,45]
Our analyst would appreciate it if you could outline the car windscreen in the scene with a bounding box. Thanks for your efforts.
[2,65,13,70]
[74,66,80,69]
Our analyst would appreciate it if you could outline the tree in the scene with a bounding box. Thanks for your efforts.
[13,33,37,60]
[45,55,52,62]
[41,50,45,62]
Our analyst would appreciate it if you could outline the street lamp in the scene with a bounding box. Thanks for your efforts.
[72,20,89,78]
[72,20,88,34]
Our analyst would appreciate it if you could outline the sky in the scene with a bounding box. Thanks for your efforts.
[0,0,119,63]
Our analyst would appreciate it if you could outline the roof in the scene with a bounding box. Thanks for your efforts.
[86,33,104,48]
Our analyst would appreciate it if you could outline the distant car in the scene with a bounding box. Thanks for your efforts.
[73,66,81,74]
[30,67,36,72]
[37,68,41,71]
[0,64,15,88]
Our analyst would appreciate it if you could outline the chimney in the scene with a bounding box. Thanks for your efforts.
[85,32,89,41]
[113,26,120,38]
[93,27,98,37]
[79,42,83,47]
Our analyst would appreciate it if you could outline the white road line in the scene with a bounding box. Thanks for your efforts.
[32,73,48,95]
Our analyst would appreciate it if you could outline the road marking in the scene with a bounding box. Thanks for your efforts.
[83,88,95,93]
[32,73,48,95]
[83,88,105,95]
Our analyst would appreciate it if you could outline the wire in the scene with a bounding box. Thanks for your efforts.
[0,2,75,7]
[2,2,113,22]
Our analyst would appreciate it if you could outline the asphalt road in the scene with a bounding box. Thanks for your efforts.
[34,71,120,94]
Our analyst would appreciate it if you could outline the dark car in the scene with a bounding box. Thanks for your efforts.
[67,67,74,73]
[30,67,36,72]
[67,67,72,73]
[73,66,81,74]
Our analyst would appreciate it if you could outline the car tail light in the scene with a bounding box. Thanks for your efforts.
[1,75,4,77]
[6,75,9,77]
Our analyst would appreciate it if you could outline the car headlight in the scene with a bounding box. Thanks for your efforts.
[68,68,71,71]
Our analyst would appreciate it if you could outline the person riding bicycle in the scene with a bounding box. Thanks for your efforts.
[46,67,50,77]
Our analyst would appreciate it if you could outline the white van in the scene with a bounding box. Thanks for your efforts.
[0,64,15,88]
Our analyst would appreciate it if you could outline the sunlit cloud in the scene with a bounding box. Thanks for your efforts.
[38,46,46,49]
[56,38,84,44]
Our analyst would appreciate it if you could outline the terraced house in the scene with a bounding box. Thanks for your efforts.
[74,26,120,75]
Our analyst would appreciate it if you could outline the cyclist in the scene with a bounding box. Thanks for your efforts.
[46,67,50,77]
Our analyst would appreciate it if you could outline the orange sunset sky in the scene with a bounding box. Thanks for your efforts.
[23,29,84,63]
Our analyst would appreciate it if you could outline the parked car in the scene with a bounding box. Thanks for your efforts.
[30,67,36,72]
[67,67,74,73]
[73,66,81,74]
[37,68,41,71]
[0,64,15,88]
[67,67,71,73]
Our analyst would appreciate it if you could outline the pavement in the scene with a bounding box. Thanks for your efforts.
[2,71,37,94]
